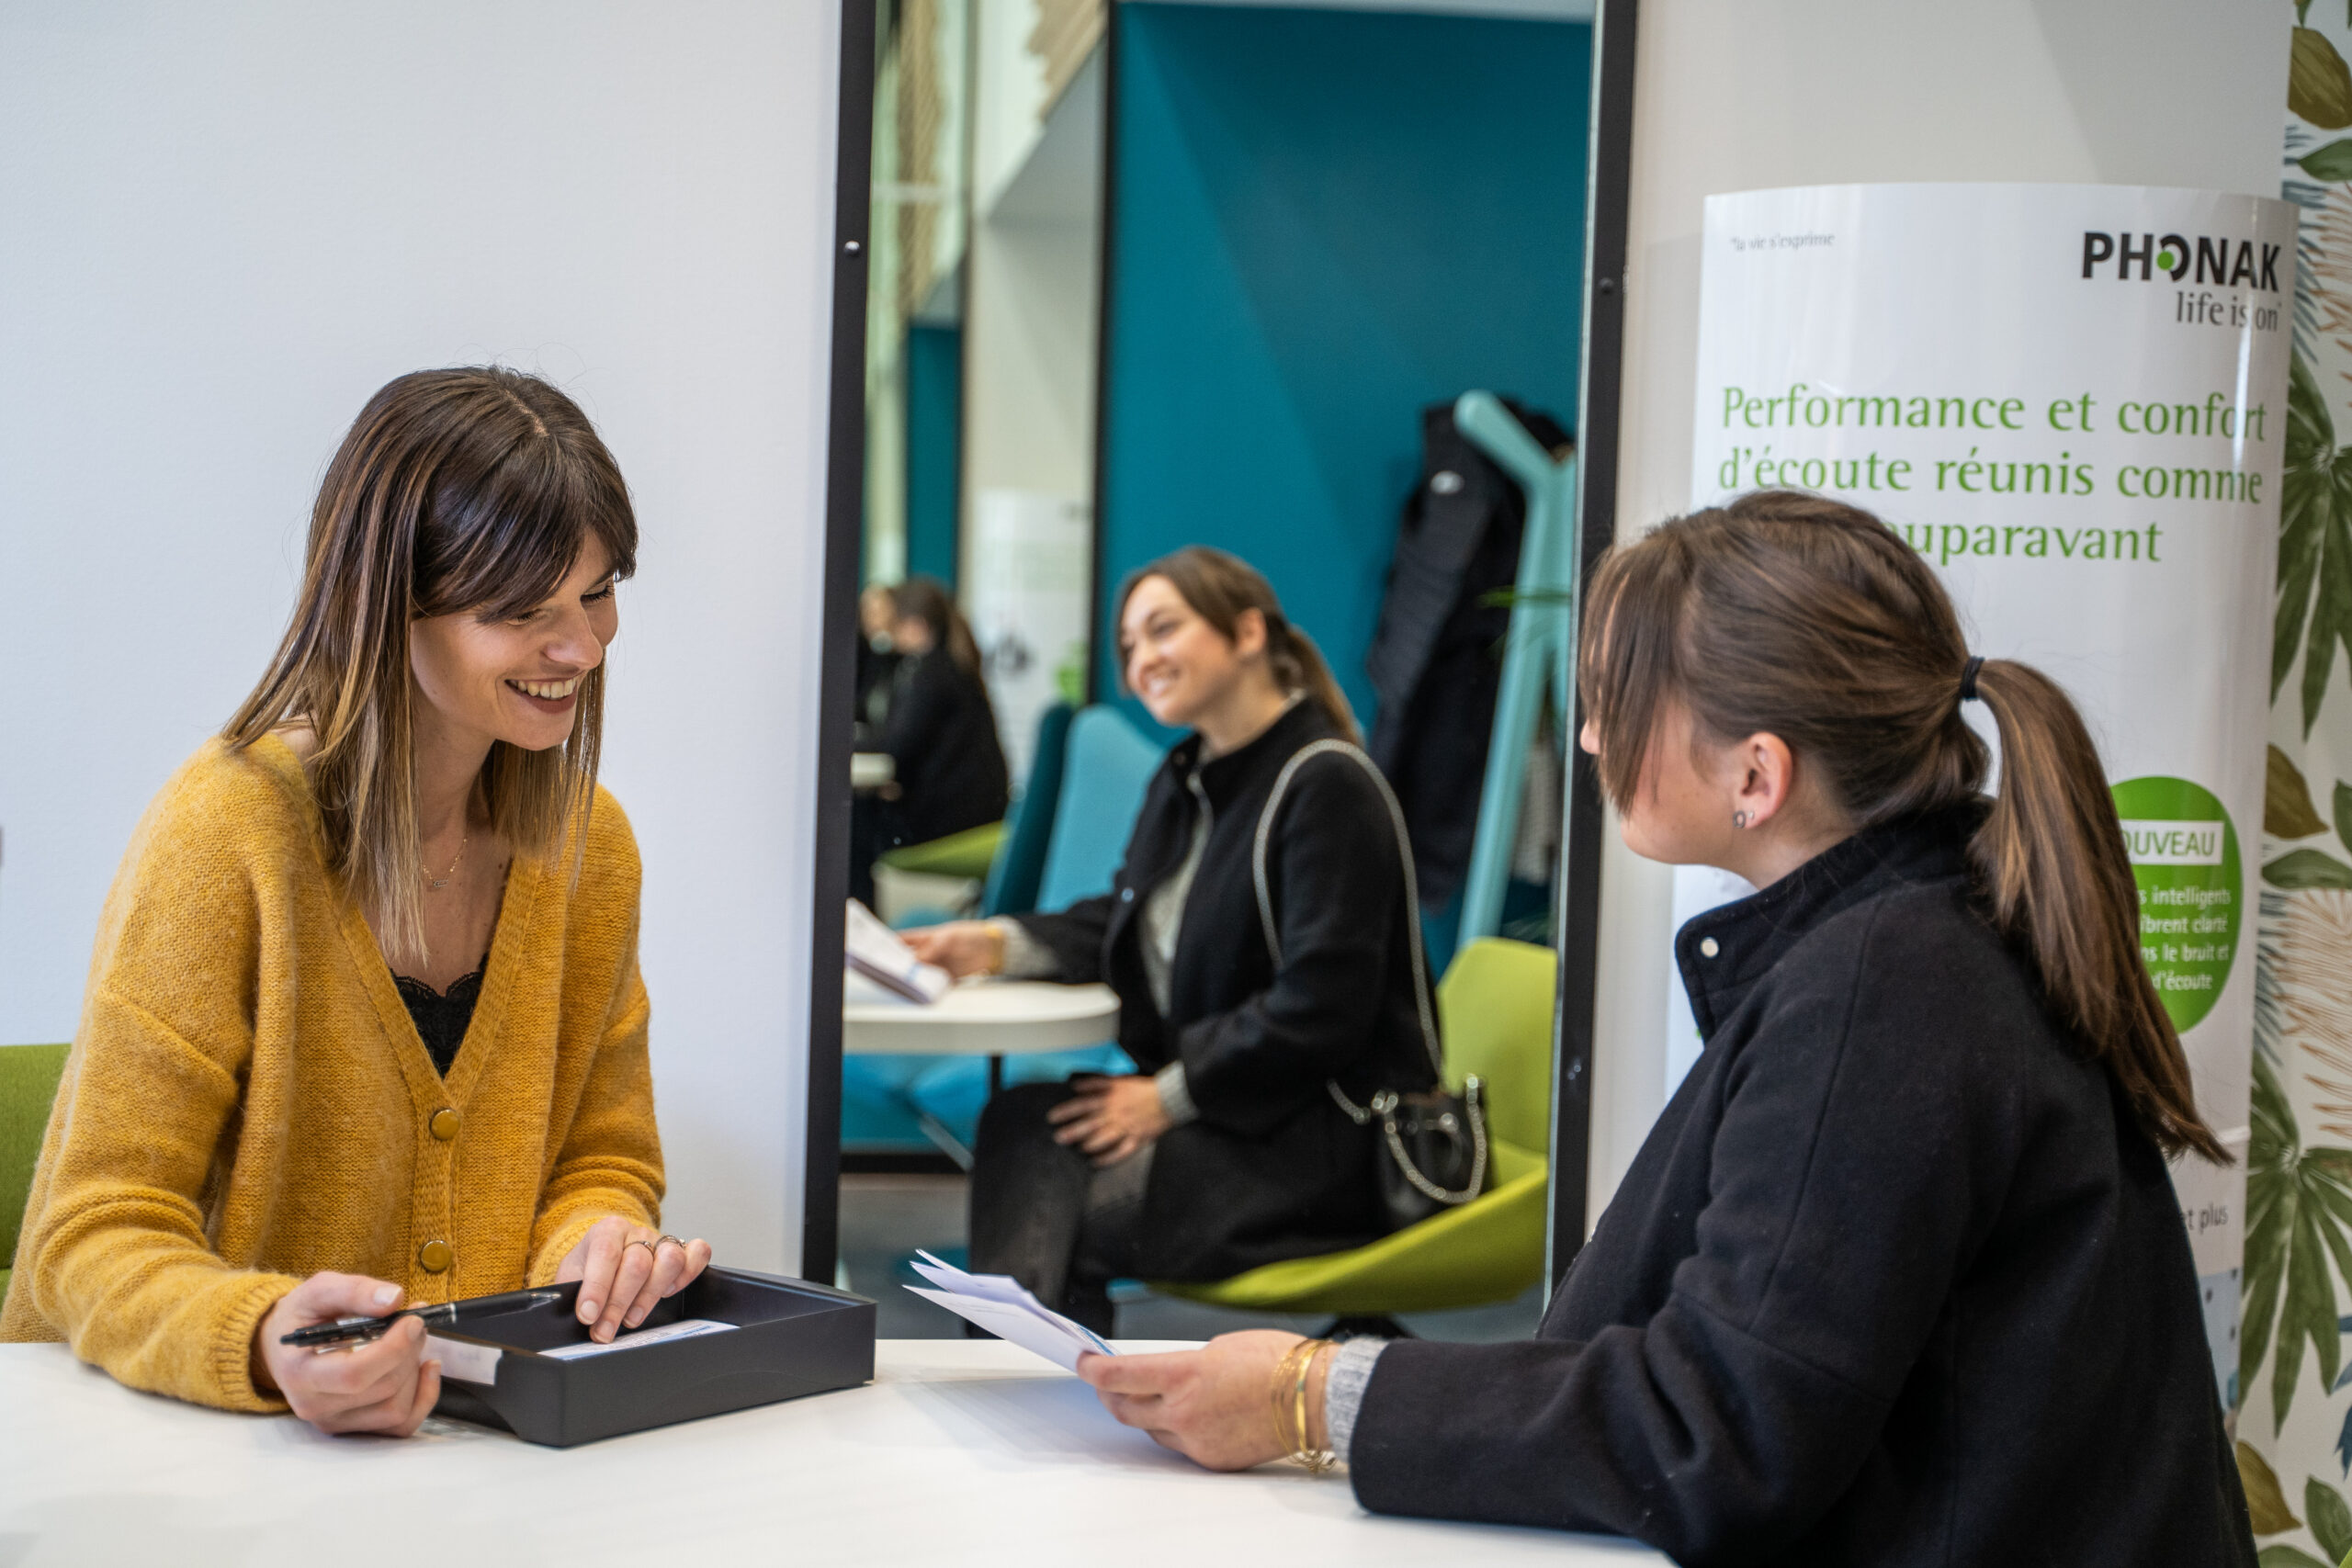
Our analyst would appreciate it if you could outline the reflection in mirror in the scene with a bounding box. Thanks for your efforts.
[836,0,1596,1351]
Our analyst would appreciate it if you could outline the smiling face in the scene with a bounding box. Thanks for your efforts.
[1119,573,1265,731]
[409,539,618,756]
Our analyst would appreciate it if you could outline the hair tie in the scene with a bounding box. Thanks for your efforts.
[1959,655,1985,704]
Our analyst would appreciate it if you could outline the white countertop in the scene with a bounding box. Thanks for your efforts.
[0,1337,1660,1566]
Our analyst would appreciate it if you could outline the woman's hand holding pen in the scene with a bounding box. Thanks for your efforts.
[557,1219,713,1344]
[1051,1074,1171,1166]
[252,1272,443,1438]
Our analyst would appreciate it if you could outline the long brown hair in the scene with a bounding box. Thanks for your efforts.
[1580,490,2224,1164]
[888,575,986,680]
[224,367,639,965]
[1115,547,1360,743]
[888,574,995,727]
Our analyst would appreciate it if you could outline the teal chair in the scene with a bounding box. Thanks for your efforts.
[1030,706,1166,909]
[980,702,1075,919]
[0,1044,71,1308]
[899,706,1167,1155]
[842,703,1112,1157]
[1154,938,1556,1314]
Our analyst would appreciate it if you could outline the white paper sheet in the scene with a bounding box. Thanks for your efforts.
[539,1319,740,1360]
[844,898,951,1003]
[424,1336,503,1385]
[904,1251,1115,1372]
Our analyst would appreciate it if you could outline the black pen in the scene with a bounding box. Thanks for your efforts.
[279,1288,565,1349]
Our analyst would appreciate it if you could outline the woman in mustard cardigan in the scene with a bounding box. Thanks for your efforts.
[0,367,710,1437]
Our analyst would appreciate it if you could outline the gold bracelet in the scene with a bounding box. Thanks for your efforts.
[1271,1337,1337,1473]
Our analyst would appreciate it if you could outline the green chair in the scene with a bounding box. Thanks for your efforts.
[0,1044,71,1308]
[1153,938,1557,1315]
[876,820,1006,883]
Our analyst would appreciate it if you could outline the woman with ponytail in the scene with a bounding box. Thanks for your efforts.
[909,547,1437,1335]
[1069,496,2255,1565]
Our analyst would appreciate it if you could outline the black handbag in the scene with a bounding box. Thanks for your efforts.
[1251,739,1489,1230]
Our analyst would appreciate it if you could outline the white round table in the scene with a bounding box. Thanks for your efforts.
[842,979,1124,1154]
[843,978,1120,1055]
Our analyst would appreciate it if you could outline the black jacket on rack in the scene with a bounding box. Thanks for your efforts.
[1011,700,1438,1280]
[1364,400,1571,907]
[1346,807,2254,1567]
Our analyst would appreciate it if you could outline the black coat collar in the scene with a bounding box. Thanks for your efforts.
[1164,697,1339,812]
[1676,803,1985,1039]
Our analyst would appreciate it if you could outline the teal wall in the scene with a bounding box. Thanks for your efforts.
[905,322,961,587]
[1097,3,1590,727]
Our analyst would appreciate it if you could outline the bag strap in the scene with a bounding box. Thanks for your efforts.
[1248,739,1487,1208]
[1250,739,1442,1078]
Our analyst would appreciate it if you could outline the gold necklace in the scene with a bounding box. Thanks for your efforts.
[425,833,468,892]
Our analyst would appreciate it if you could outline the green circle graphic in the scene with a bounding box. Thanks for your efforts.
[2157,247,2181,273]
[2109,776,2241,1032]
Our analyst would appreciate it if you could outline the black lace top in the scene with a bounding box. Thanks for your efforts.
[392,956,487,1076]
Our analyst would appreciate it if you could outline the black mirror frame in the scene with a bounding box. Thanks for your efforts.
[1547,0,1639,1291]
[803,0,878,1283]
[803,0,1640,1293]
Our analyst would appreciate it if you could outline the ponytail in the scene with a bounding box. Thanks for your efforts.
[1115,546,1361,743]
[1262,613,1361,744]
[1581,491,2226,1164]
[1967,660,2225,1162]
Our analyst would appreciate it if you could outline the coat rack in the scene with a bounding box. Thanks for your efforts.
[1454,390,1578,946]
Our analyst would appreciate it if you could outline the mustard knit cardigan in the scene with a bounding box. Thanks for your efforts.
[0,735,664,1413]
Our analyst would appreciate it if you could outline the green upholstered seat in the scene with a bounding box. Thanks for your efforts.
[0,1043,71,1309]
[876,820,1006,882]
[1153,938,1556,1315]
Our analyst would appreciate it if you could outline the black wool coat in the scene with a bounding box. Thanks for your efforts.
[876,648,1010,846]
[1349,807,2254,1567]
[1013,699,1438,1280]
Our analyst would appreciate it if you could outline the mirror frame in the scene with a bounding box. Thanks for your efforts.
[804,0,878,1282]
[1551,0,1638,1288]
[803,0,1643,1292]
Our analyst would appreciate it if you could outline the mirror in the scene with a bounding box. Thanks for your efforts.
[827,0,1617,1344]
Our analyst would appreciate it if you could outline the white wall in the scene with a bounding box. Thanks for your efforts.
[0,2,842,1275]
[1589,0,2291,1230]
[963,44,1105,513]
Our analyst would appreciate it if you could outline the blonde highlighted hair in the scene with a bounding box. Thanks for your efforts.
[224,367,639,966]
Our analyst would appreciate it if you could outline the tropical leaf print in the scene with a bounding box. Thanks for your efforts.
[2276,746,2335,837]
[2245,1049,2352,1427]
[2277,352,2352,735]
[2286,892,2352,1144]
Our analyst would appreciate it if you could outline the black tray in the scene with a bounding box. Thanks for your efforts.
[426,1266,875,1447]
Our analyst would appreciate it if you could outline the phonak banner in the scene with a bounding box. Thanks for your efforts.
[1675,184,2294,1326]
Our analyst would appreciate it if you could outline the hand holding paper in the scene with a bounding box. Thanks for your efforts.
[846,899,952,1004]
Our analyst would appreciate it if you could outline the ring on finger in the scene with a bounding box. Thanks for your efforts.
[625,1236,658,1258]
[656,1234,686,1254]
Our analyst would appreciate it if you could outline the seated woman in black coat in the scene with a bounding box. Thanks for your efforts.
[1072,494,2255,1566]
[907,547,1439,1335]
[851,577,1010,906]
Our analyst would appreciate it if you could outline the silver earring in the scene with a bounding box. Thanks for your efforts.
[1732,809,1752,829]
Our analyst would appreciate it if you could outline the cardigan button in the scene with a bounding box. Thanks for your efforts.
[429,1108,460,1142]
[418,1239,454,1273]
[1120,887,1135,902]
[1699,937,1720,958]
